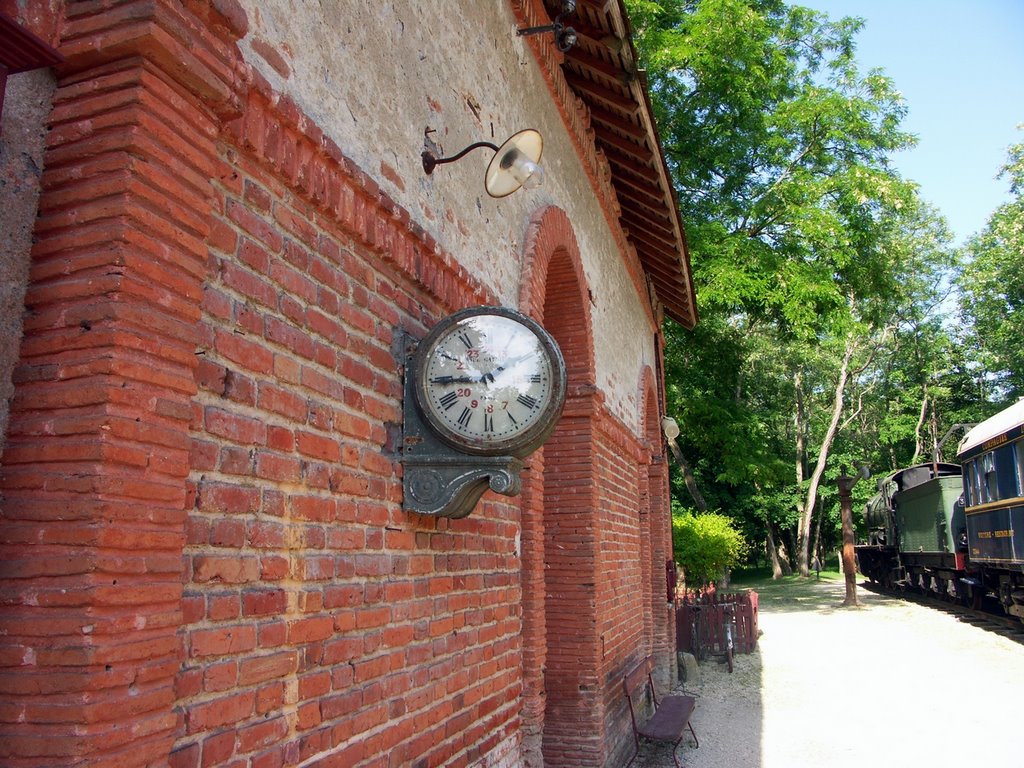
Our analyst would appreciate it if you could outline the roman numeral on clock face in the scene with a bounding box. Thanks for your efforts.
[484,413,494,433]
[457,407,472,427]
[517,394,539,410]
[439,391,458,410]
[457,332,473,349]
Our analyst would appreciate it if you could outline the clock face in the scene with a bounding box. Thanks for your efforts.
[413,307,566,456]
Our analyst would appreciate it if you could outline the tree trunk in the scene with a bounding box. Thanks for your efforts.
[766,526,783,579]
[811,494,823,568]
[797,335,856,576]
[793,369,809,574]
[774,522,793,576]
[781,528,796,575]
[912,388,928,464]
[794,369,806,487]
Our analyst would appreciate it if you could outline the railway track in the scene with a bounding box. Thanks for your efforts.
[860,579,1024,644]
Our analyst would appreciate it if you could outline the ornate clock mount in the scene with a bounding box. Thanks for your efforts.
[401,307,566,518]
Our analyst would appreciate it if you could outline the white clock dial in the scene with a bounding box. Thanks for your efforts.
[413,308,566,456]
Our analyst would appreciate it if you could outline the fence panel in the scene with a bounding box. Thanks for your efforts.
[675,590,759,656]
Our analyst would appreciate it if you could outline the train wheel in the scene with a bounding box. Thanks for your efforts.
[962,583,983,610]
[942,578,956,602]
[957,582,973,608]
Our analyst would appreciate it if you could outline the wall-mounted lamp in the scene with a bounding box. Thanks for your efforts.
[422,128,545,198]
[661,416,680,441]
[516,0,578,52]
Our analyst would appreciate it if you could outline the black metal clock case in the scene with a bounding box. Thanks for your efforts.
[401,306,566,518]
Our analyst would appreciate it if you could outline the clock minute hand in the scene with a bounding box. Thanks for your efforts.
[485,352,538,384]
[429,375,479,385]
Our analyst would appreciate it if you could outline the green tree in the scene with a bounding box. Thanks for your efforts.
[629,0,959,575]
[959,136,1024,399]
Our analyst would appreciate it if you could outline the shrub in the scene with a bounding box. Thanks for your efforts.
[672,508,749,587]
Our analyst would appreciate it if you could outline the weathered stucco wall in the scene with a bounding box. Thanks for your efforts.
[0,69,56,455]
[234,0,657,431]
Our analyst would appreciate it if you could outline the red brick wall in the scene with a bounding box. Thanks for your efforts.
[0,3,677,767]
[599,376,676,768]
[0,1,230,764]
[177,84,526,765]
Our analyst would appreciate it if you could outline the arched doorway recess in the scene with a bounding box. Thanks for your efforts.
[639,367,675,689]
[517,206,600,767]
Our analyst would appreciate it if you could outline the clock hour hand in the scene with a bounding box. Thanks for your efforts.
[480,366,504,385]
[431,368,506,385]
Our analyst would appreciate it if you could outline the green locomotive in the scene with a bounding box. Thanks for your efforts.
[858,399,1024,618]
[856,462,967,596]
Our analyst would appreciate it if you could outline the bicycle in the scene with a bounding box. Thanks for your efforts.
[722,603,735,673]
[689,604,706,662]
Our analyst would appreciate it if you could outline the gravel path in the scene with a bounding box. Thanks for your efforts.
[635,578,1024,768]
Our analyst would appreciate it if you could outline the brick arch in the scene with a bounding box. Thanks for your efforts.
[517,205,603,767]
[638,364,662,447]
[519,205,595,387]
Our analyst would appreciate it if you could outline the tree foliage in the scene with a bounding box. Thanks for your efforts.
[959,136,1024,400]
[631,0,917,334]
[628,0,975,576]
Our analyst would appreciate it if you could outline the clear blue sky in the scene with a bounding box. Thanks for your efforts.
[805,0,1024,245]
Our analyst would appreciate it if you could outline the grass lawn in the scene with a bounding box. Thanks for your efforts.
[728,562,847,611]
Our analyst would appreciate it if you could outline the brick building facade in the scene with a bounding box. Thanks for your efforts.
[0,1,697,766]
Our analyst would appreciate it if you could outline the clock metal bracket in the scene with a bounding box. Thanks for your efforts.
[401,347,524,518]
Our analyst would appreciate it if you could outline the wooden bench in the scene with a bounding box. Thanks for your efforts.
[622,656,699,768]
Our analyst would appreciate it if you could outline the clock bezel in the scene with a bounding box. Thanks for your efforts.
[411,306,567,457]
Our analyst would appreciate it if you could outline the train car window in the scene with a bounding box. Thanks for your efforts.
[982,453,997,503]
[962,466,974,506]
[969,460,982,505]
[994,444,1017,500]
[1016,439,1024,496]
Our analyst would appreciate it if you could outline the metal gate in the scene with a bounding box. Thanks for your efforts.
[675,590,759,656]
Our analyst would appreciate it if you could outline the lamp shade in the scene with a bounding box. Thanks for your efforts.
[485,129,544,198]
[661,416,680,441]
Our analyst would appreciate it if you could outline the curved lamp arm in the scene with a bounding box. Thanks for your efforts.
[422,141,499,175]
